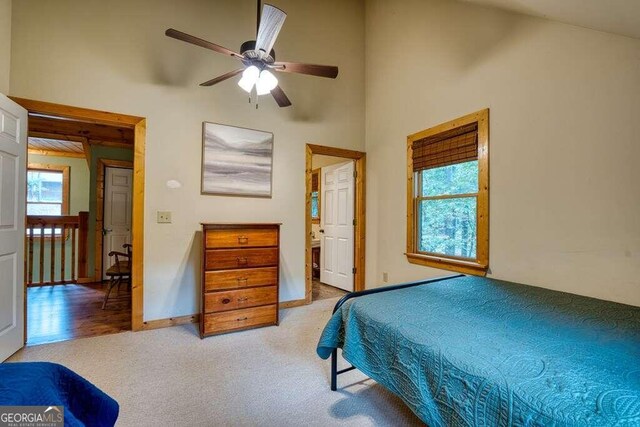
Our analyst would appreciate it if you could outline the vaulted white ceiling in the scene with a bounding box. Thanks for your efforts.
[461,0,640,40]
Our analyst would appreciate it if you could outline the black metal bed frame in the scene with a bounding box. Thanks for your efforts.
[329,274,464,391]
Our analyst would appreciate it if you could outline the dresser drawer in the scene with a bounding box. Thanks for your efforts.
[203,304,277,334]
[205,248,278,270]
[204,267,277,292]
[205,228,278,249]
[204,286,277,313]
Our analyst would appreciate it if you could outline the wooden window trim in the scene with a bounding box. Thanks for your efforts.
[406,109,489,276]
[27,163,70,216]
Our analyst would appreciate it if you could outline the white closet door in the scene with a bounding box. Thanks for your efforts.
[102,167,132,279]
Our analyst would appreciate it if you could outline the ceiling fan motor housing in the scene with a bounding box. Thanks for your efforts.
[240,40,276,63]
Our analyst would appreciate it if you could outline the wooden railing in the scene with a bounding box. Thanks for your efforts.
[25,212,89,286]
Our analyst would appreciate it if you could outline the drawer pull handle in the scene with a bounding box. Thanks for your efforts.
[237,277,248,283]
[238,236,249,244]
[222,298,231,304]
[236,317,248,321]
[237,257,248,265]
[237,297,249,302]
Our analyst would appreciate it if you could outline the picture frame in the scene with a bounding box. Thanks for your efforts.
[201,122,274,198]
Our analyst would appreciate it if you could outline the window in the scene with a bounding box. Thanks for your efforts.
[311,192,319,218]
[406,109,489,275]
[27,164,70,237]
[311,168,321,223]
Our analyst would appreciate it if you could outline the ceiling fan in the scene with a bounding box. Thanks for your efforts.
[165,0,339,108]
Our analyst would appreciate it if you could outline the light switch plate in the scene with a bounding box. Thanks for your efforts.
[157,211,172,223]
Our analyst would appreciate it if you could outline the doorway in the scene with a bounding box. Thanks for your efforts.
[10,97,146,346]
[305,144,366,304]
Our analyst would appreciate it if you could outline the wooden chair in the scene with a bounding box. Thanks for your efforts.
[102,243,132,309]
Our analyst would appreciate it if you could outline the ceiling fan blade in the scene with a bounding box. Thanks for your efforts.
[271,85,292,108]
[165,28,242,59]
[200,69,244,87]
[255,4,287,58]
[273,62,339,79]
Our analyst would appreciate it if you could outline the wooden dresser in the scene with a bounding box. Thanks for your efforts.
[200,223,280,338]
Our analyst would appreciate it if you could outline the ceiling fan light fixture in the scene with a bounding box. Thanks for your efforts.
[238,65,260,92]
[255,69,278,95]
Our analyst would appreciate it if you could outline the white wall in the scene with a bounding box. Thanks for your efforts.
[10,0,365,320]
[365,0,640,306]
[0,0,10,94]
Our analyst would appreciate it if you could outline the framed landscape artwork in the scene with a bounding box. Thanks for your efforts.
[201,122,274,197]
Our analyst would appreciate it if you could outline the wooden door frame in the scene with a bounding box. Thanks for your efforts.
[305,144,366,303]
[95,159,133,281]
[10,97,146,331]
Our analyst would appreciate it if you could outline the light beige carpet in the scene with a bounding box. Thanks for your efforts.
[9,297,423,426]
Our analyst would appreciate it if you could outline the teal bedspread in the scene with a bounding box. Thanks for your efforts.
[317,276,640,426]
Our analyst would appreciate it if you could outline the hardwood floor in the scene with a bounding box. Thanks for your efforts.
[312,279,347,301]
[27,282,131,346]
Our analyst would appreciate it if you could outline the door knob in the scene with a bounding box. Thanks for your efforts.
[102,228,113,236]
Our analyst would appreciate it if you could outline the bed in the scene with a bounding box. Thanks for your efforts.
[0,362,119,427]
[317,275,640,426]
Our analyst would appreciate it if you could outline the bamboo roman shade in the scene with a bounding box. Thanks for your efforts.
[412,122,478,171]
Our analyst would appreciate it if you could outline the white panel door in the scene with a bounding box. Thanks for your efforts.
[0,94,27,360]
[320,161,354,291]
[102,167,132,279]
